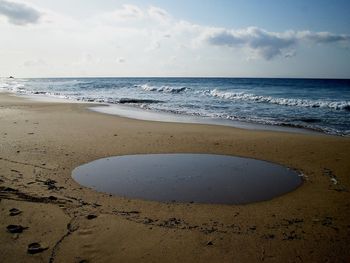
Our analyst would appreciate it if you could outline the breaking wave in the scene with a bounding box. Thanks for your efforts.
[206,89,350,111]
[139,84,188,93]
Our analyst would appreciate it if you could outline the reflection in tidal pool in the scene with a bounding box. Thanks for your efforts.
[72,154,302,205]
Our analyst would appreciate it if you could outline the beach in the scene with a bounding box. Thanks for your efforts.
[0,92,349,262]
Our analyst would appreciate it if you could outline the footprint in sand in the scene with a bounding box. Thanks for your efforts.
[9,208,22,216]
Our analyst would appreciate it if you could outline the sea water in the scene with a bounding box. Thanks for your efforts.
[1,77,349,135]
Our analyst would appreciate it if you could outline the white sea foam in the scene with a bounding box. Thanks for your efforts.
[0,81,25,93]
[206,89,350,111]
[140,84,188,93]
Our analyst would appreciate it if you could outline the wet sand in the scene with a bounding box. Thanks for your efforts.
[0,93,349,262]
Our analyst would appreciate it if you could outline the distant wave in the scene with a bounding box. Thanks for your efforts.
[206,89,350,111]
[139,84,188,94]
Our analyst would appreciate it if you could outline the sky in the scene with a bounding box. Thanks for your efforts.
[0,0,350,78]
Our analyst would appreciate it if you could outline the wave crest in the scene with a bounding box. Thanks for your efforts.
[140,84,188,93]
[206,89,350,111]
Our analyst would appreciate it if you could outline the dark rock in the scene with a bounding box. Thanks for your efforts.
[298,118,320,123]
[114,210,140,215]
[165,217,182,226]
[9,208,22,216]
[119,98,162,104]
[282,231,300,240]
[2,187,17,192]
[27,242,48,254]
[86,214,97,220]
[7,224,27,233]
[44,179,58,190]
[48,196,57,201]
[206,241,214,246]
[143,218,154,224]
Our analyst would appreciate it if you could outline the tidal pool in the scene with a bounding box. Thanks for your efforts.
[72,154,302,205]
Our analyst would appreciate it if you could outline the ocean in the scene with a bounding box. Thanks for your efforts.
[1,77,349,136]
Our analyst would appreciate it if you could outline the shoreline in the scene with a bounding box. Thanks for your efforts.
[90,104,323,136]
[0,92,349,262]
[9,92,325,136]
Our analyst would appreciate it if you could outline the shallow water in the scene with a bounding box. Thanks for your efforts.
[72,154,302,204]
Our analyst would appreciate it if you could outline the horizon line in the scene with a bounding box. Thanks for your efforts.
[2,76,350,80]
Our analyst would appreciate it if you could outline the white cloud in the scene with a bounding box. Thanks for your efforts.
[97,4,144,23]
[296,31,350,43]
[0,0,41,25]
[5,2,345,62]
[112,4,143,20]
[284,49,296,58]
[204,27,350,60]
[147,6,171,23]
[204,27,297,60]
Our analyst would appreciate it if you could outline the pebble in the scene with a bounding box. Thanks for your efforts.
[86,214,97,220]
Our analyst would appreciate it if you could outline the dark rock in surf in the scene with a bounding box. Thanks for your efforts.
[119,98,162,104]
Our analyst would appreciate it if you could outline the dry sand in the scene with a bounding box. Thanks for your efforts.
[0,93,349,263]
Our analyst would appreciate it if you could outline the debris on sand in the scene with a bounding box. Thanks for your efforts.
[86,214,97,220]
